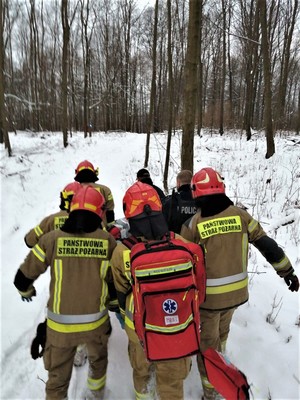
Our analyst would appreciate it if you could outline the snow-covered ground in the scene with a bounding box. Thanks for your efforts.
[1,130,299,399]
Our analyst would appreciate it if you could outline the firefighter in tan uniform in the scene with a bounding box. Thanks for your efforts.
[24,181,81,248]
[111,182,193,400]
[180,167,299,400]
[24,181,88,367]
[74,160,115,228]
[14,186,118,400]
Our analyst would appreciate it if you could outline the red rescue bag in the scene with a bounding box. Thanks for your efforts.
[130,234,206,361]
[202,348,250,400]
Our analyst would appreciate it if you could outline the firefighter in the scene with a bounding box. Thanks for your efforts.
[24,181,88,367]
[24,181,81,248]
[14,186,118,400]
[162,169,197,233]
[110,182,201,400]
[74,160,115,227]
[180,167,299,400]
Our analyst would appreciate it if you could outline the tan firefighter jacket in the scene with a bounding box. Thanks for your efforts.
[24,210,68,248]
[82,182,115,227]
[110,233,191,343]
[17,228,117,346]
[180,205,293,310]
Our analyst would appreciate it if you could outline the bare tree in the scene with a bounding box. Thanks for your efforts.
[239,0,260,140]
[80,0,96,138]
[61,0,70,147]
[258,0,275,158]
[0,0,11,155]
[181,0,200,171]
[275,0,299,130]
[163,0,173,193]
[196,0,203,136]
[144,0,158,168]
[218,0,227,136]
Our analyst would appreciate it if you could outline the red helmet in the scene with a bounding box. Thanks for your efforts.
[191,168,225,198]
[75,160,99,176]
[62,181,81,198]
[60,181,82,211]
[70,185,105,218]
[123,182,162,219]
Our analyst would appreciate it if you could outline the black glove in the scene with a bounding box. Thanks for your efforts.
[31,320,47,360]
[19,286,36,302]
[284,271,299,292]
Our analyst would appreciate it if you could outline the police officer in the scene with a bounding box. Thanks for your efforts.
[162,170,196,233]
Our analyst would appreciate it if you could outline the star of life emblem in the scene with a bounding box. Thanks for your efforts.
[163,299,179,325]
[163,298,178,314]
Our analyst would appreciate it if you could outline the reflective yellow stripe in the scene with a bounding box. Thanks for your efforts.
[107,194,113,201]
[18,288,34,297]
[221,339,227,353]
[248,218,258,233]
[242,233,248,271]
[123,249,131,282]
[53,260,63,313]
[109,299,119,307]
[48,309,107,323]
[125,294,134,329]
[87,374,106,391]
[34,225,43,237]
[100,261,109,311]
[135,261,192,278]
[206,271,247,286]
[47,313,109,333]
[273,256,289,271]
[32,244,46,262]
[206,277,248,294]
[135,388,155,400]
[145,314,193,333]
[197,216,242,239]
[201,376,214,389]
[120,308,125,318]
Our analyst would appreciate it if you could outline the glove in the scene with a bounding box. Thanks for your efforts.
[31,320,47,360]
[19,286,36,302]
[115,312,125,330]
[284,271,299,292]
[108,299,119,313]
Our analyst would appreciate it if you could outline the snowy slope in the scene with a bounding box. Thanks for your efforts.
[1,130,299,399]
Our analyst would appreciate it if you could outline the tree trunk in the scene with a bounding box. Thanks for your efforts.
[241,0,260,140]
[219,0,226,136]
[196,0,203,136]
[275,0,298,129]
[144,0,159,168]
[258,0,275,158]
[181,0,200,172]
[61,0,69,148]
[163,0,173,194]
[0,0,11,155]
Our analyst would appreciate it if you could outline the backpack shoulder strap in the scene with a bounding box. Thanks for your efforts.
[121,235,139,249]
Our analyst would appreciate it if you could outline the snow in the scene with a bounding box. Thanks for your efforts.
[1,130,299,400]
